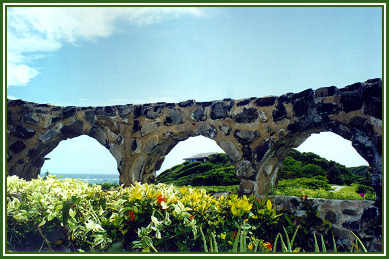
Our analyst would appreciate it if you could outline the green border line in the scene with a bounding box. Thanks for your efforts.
[1,1,386,257]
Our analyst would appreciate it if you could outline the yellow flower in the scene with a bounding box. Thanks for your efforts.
[220,233,226,240]
[248,243,253,251]
[266,200,272,210]
[231,197,253,217]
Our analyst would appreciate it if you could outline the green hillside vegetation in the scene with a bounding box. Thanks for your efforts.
[156,153,240,186]
[156,150,374,200]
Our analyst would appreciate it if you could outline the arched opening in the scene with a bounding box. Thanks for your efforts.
[40,135,119,184]
[295,132,368,167]
[274,131,374,200]
[155,136,240,191]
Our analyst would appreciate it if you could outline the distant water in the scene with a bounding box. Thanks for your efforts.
[39,172,119,185]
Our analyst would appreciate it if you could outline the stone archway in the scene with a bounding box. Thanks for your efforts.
[7,78,382,201]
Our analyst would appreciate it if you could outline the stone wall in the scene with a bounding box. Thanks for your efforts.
[272,195,381,252]
[7,78,382,199]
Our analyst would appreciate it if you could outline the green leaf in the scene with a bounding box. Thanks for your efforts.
[69,208,76,218]
[38,219,46,227]
[320,234,326,253]
[332,233,338,253]
[313,232,320,252]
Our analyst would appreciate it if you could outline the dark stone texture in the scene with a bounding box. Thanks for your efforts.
[145,106,162,119]
[272,103,287,122]
[63,107,77,119]
[293,99,309,117]
[343,82,363,92]
[255,141,270,162]
[117,105,131,118]
[342,209,358,216]
[237,99,251,106]
[316,103,339,115]
[325,210,337,224]
[60,120,84,139]
[116,135,123,145]
[234,129,258,144]
[342,220,360,231]
[131,139,137,151]
[278,94,291,104]
[178,100,195,107]
[242,145,252,162]
[39,129,58,143]
[315,86,337,97]
[95,107,105,116]
[292,89,313,100]
[196,124,217,139]
[363,97,381,119]
[84,110,95,124]
[10,141,26,154]
[164,108,183,125]
[340,92,363,113]
[234,108,259,123]
[197,101,212,107]
[12,126,35,139]
[361,207,378,222]
[133,120,141,132]
[349,116,374,136]
[165,103,176,108]
[210,102,229,120]
[134,105,142,118]
[219,125,231,136]
[192,107,206,121]
[255,96,276,107]
[23,113,39,124]
[8,99,26,106]
[375,136,382,155]
[104,106,116,116]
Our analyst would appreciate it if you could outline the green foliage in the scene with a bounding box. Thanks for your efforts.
[277,177,332,191]
[156,153,239,186]
[279,150,371,188]
[273,225,301,253]
[7,176,277,253]
[273,183,376,201]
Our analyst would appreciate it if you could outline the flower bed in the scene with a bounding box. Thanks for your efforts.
[6,176,369,253]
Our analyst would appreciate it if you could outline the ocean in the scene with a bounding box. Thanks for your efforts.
[40,172,120,185]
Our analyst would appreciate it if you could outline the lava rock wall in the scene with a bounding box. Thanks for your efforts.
[7,78,382,198]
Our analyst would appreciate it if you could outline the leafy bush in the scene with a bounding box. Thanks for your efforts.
[7,176,279,253]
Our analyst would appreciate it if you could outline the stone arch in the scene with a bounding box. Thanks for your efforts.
[40,135,119,178]
[6,104,124,180]
[7,78,382,201]
[121,122,245,186]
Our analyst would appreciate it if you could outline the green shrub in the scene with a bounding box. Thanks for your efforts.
[356,184,374,194]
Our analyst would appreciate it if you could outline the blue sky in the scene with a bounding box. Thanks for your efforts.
[7,6,381,175]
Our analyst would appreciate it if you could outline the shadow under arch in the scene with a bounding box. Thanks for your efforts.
[40,135,119,181]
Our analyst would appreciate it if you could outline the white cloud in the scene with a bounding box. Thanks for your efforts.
[7,7,204,87]
[8,62,39,86]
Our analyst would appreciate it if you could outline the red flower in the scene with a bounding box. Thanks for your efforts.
[360,193,365,198]
[263,242,272,251]
[189,215,194,221]
[157,195,167,205]
[128,210,135,221]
